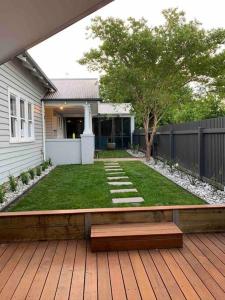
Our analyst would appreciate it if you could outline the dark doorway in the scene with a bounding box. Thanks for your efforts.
[66,117,84,138]
[93,117,131,149]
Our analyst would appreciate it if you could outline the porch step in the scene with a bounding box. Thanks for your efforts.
[91,222,183,252]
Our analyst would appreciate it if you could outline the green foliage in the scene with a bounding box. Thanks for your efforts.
[8,175,17,192]
[0,185,5,203]
[20,172,29,185]
[48,158,52,166]
[28,168,35,180]
[79,9,225,159]
[41,161,49,171]
[36,166,42,176]
[163,94,225,124]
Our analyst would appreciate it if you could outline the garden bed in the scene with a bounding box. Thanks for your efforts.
[128,149,225,204]
[0,162,54,211]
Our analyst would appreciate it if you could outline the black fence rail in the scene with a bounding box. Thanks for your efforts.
[133,116,225,188]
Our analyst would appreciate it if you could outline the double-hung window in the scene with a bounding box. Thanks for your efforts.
[20,99,25,139]
[8,89,34,143]
[10,94,17,139]
[28,103,33,138]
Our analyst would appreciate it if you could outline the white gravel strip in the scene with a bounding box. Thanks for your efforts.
[0,166,55,211]
[128,149,225,204]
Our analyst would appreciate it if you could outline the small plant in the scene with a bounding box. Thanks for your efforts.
[41,161,49,171]
[153,158,158,165]
[0,185,5,203]
[134,144,139,154]
[162,160,167,169]
[167,160,175,174]
[187,174,198,186]
[28,168,35,180]
[8,175,17,192]
[36,166,42,176]
[20,172,29,185]
[48,158,52,166]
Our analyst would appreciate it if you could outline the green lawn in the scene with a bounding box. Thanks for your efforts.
[10,161,204,212]
[96,150,132,158]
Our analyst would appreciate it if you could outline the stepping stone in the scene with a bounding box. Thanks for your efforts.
[105,169,123,172]
[112,197,144,204]
[108,182,133,186]
[110,188,138,194]
[107,172,125,175]
[107,176,128,180]
[104,165,120,167]
[104,165,120,168]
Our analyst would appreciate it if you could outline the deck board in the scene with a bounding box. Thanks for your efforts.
[0,232,224,299]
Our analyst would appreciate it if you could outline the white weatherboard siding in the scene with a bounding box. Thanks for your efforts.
[0,58,46,183]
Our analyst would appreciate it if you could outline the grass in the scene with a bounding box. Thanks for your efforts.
[96,150,132,158]
[10,161,204,212]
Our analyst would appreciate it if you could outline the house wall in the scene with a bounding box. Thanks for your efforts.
[45,107,64,139]
[0,58,47,183]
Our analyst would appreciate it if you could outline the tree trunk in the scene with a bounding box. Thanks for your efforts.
[143,114,158,161]
[143,118,151,161]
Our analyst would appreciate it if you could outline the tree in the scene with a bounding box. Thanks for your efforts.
[79,9,225,160]
[163,94,225,124]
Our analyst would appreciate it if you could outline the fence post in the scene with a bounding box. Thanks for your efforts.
[198,127,204,178]
[170,129,174,161]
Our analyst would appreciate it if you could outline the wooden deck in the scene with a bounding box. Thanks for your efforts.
[0,233,224,299]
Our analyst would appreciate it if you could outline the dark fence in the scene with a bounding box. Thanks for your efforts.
[133,116,225,188]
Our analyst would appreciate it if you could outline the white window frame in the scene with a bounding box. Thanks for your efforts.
[8,88,35,143]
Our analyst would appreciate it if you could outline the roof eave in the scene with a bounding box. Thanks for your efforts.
[17,52,57,92]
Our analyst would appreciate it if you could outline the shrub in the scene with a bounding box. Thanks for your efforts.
[36,166,42,176]
[48,158,52,166]
[0,185,5,203]
[8,175,17,192]
[41,161,48,171]
[20,172,29,185]
[28,168,35,180]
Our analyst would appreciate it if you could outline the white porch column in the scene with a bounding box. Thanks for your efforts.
[83,104,91,134]
[41,101,46,160]
[81,103,95,164]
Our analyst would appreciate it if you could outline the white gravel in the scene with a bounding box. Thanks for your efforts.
[128,150,225,204]
[0,166,55,211]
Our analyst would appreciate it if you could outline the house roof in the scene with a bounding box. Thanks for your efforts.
[43,79,100,100]
[17,52,57,92]
[0,0,112,65]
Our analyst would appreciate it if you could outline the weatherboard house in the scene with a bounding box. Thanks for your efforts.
[0,52,134,183]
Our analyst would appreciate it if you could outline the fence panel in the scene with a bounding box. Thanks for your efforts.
[133,116,225,187]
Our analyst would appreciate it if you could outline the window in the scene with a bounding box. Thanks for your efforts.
[10,94,17,138]
[8,89,34,142]
[28,103,33,138]
[20,99,25,138]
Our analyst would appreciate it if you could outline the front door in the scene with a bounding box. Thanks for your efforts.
[65,117,84,138]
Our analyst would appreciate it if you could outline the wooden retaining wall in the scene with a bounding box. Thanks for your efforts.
[0,205,224,242]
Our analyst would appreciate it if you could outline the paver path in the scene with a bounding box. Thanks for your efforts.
[104,161,144,204]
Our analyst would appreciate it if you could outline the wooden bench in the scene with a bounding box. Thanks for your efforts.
[91,222,183,251]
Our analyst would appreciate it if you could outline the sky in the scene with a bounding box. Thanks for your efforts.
[29,0,225,79]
